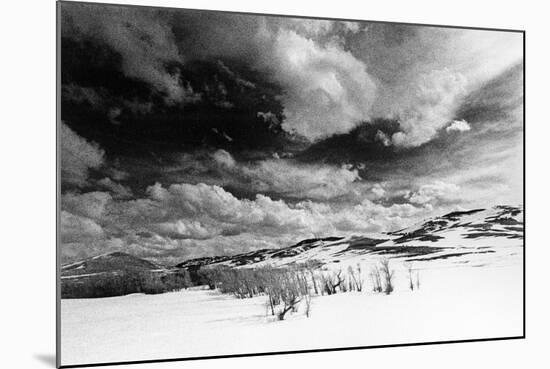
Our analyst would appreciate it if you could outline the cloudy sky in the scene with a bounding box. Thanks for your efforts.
[59,2,523,264]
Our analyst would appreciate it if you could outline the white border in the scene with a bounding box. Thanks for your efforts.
[2,1,548,368]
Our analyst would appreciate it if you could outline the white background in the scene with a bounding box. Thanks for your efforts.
[0,0,547,368]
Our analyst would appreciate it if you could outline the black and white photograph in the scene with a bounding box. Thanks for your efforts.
[57,1,524,367]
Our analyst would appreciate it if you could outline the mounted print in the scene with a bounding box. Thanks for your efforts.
[57,1,524,367]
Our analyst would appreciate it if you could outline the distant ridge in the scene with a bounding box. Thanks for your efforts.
[62,205,524,278]
[62,251,162,277]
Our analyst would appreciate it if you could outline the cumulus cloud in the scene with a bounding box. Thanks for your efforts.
[257,111,279,127]
[351,25,522,149]
[406,181,460,205]
[211,149,236,168]
[279,18,365,41]
[375,130,391,147]
[188,150,362,200]
[371,183,386,199]
[257,21,520,147]
[141,182,430,239]
[61,122,104,187]
[60,181,435,262]
[241,160,361,200]
[61,211,104,243]
[257,26,376,141]
[144,182,314,234]
[330,200,427,234]
[96,177,133,199]
[446,119,471,133]
[253,20,500,147]
[151,220,215,240]
[62,191,112,219]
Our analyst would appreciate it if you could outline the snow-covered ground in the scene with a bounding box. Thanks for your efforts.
[60,256,523,366]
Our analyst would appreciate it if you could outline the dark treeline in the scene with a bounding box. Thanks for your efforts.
[61,270,193,298]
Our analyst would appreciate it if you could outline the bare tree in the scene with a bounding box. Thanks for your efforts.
[416,270,421,290]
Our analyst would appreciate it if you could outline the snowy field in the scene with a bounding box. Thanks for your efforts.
[61,255,523,366]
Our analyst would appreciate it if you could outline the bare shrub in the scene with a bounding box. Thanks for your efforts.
[379,258,395,295]
[347,264,363,292]
[331,269,345,294]
[196,266,224,290]
[273,270,307,320]
[303,260,322,295]
[405,262,415,291]
[197,266,274,299]
[198,265,313,320]
[340,274,349,293]
[303,293,312,318]
[318,269,345,295]
[369,265,382,293]
[319,273,330,295]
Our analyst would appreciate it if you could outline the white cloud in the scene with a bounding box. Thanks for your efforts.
[371,184,386,198]
[147,182,430,238]
[152,220,215,240]
[61,122,105,187]
[170,150,363,201]
[375,130,391,147]
[60,181,446,263]
[278,18,365,40]
[96,177,133,199]
[446,119,471,133]
[144,182,313,233]
[391,69,467,148]
[211,149,236,168]
[407,181,460,205]
[257,111,279,127]
[240,160,361,200]
[61,211,104,243]
[257,27,376,141]
[62,191,112,220]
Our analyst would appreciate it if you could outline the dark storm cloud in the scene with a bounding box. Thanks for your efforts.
[61,3,196,104]
[60,3,296,162]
